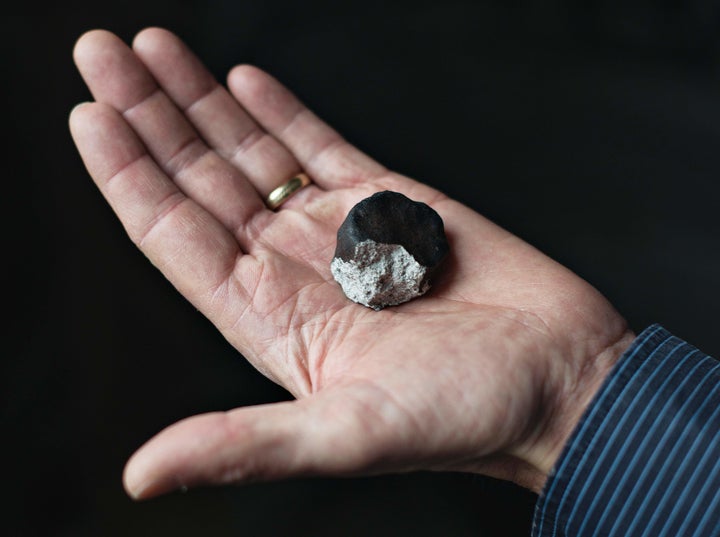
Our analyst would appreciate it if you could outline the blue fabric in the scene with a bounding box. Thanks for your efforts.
[532,324,720,536]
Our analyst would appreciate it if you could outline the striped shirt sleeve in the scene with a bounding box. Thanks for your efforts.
[532,324,720,537]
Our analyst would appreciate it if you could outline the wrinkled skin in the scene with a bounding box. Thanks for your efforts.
[69,27,635,499]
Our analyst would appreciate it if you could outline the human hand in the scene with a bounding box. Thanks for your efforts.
[69,27,635,499]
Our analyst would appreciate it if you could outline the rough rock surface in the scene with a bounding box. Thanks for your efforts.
[331,191,449,310]
[331,240,430,310]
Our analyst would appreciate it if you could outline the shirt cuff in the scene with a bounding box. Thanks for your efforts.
[532,324,720,537]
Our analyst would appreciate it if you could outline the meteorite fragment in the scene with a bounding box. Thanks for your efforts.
[331,190,449,310]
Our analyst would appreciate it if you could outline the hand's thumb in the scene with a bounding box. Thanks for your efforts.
[122,389,385,499]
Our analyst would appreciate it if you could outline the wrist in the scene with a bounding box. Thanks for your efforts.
[516,328,637,492]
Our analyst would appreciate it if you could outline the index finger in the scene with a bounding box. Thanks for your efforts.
[73,29,266,241]
[69,102,249,312]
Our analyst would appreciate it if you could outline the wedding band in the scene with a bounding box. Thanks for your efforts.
[265,173,313,210]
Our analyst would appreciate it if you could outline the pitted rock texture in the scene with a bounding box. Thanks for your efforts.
[331,191,449,310]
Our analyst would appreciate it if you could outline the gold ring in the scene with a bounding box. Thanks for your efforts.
[265,173,313,210]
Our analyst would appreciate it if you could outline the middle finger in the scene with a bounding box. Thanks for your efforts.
[73,29,267,241]
[131,27,303,198]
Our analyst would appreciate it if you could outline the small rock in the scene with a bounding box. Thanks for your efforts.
[330,191,449,310]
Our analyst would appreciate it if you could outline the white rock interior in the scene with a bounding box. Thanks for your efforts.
[330,239,430,310]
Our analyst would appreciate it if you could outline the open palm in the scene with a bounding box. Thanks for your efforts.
[70,28,633,499]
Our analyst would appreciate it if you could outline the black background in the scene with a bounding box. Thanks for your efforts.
[5,1,720,536]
